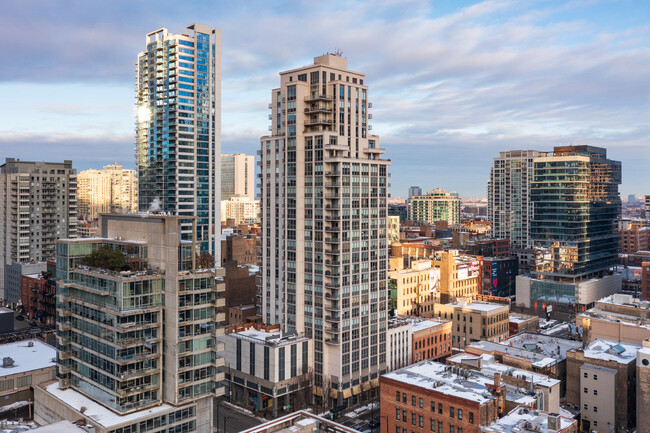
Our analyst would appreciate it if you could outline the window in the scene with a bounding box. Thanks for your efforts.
[583,404,588,410]
[449,407,454,418]
[583,372,588,378]
[458,428,462,433]
[412,413,416,425]
[396,408,400,420]
[397,391,401,402]
[594,389,598,395]
[0,379,13,391]
[469,412,474,424]
[412,395,416,406]
[16,375,31,387]
[438,403,442,414]
[438,421,443,433]
[594,406,598,412]
[457,409,462,420]
[396,428,400,433]
[593,374,598,380]
[594,421,598,427]
[450,426,455,433]
[430,419,435,431]
[403,393,407,403]
[419,415,423,428]
[419,398,424,408]
[403,410,407,422]
[584,387,588,393]
[431,401,435,412]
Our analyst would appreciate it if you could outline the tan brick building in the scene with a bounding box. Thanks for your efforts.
[389,259,438,317]
[434,298,509,349]
[433,250,482,304]
[412,319,452,362]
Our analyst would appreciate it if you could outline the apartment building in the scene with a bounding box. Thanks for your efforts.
[389,259,438,317]
[136,24,221,259]
[0,158,77,296]
[434,299,509,349]
[220,195,260,225]
[77,163,138,219]
[408,188,460,225]
[221,154,255,201]
[259,54,389,406]
[34,213,226,433]
[433,250,482,304]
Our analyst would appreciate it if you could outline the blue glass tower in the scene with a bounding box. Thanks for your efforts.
[136,24,221,261]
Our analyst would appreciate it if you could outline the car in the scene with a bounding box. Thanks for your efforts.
[29,321,38,327]
[353,425,363,431]
[368,418,381,428]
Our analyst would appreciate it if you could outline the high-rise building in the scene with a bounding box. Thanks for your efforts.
[135,24,221,259]
[516,146,622,313]
[220,195,260,225]
[36,213,225,432]
[487,150,547,272]
[77,163,138,219]
[221,154,255,201]
[259,54,390,406]
[0,158,77,297]
[407,188,460,225]
[407,186,421,198]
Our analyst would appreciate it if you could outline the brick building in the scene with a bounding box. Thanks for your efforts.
[434,298,509,349]
[508,314,539,336]
[19,260,57,324]
[566,338,638,433]
[619,219,650,254]
[380,361,503,433]
[412,320,452,363]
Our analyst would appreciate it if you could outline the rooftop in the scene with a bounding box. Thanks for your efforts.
[43,381,174,429]
[509,314,538,324]
[445,299,508,312]
[0,340,56,376]
[412,319,450,333]
[467,341,561,368]
[228,326,310,347]
[503,333,581,359]
[580,338,640,364]
[480,406,576,433]
[382,360,497,404]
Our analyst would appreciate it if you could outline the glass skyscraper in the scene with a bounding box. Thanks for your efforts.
[136,24,221,260]
[530,145,621,281]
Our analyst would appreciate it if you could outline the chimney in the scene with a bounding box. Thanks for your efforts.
[493,372,501,389]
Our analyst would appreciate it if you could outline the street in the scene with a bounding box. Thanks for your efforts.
[214,398,264,433]
[337,401,382,432]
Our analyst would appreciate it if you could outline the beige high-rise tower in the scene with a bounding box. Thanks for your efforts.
[259,54,390,406]
[77,163,138,219]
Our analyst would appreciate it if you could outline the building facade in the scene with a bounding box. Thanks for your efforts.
[487,150,547,270]
[259,54,389,406]
[39,213,226,433]
[135,24,221,259]
[389,259,438,317]
[77,163,138,219]
[434,299,509,349]
[3,261,47,305]
[0,158,77,297]
[408,188,460,225]
[433,250,482,304]
[221,153,255,201]
[220,195,260,225]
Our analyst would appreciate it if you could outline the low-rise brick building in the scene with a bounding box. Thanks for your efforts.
[434,298,510,349]
[412,319,452,362]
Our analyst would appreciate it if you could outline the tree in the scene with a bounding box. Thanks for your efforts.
[82,246,126,271]
[195,252,214,269]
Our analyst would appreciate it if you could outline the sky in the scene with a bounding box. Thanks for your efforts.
[0,0,648,198]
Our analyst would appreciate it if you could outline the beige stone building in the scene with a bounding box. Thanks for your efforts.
[259,54,389,406]
[434,298,509,349]
[77,163,138,219]
[389,259,438,317]
[221,153,255,201]
[433,250,482,303]
[580,294,650,345]
[566,338,638,433]
[408,188,460,225]
[220,195,260,225]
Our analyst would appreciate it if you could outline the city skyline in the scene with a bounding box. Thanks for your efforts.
[1,0,649,198]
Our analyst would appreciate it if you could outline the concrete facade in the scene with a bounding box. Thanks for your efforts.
[77,163,138,219]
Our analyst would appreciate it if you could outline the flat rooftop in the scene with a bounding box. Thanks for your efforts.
[483,406,576,433]
[445,300,508,312]
[412,319,450,333]
[0,340,56,376]
[467,340,560,369]
[503,333,581,359]
[43,381,174,429]
[382,360,497,404]
[581,338,640,364]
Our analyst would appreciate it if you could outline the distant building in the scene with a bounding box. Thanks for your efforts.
[508,314,539,336]
[221,153,255,201]
[434,298,509,349]
[228,304,257,325]
[433,250,482,304]
[77,163,138,219]
[221,195,260,225]
[408,186,422,198]
[75,219,99,238]
[579,294,650,344]
[20,261,56,324]
[388,215,400,246]
[481,257,518,298]
[481,406,577,433]
[411,319,452,362]
[389,259,438,317]
[0,340,56,411]
[464,238,510,258]
[636,339,650,433]
[408,188,460,225]
[222,323,313,417]
[619,219,650,254]
[388,202,408,221]
[566,338,639,433]
[0,158,77,296]
[387,318,412,372]
[3,261,47,305]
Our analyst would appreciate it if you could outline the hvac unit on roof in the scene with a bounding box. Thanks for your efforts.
[2,357,14,368]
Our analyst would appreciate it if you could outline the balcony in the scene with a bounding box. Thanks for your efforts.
[325,315,340,322]
[118,367,159,380]
[304,106,332,114]
[304,95,333,102]
[305,118,333,127]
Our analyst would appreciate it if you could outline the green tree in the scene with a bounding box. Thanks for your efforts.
[82,246,126,271]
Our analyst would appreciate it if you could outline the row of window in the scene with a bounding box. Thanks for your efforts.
[395,392,474,423]
[395,409,466,433]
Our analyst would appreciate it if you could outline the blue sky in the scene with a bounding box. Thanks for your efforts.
[0,0,648,198]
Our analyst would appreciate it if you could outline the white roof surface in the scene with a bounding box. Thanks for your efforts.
[411,320,449,333]
[446,300,507,312]
[383,360,497,404]
[503,333,582,359]
[582,338,640,364]
[483,406,576,432]
[467,341,560,368]
[44,381,174,428]
[509,315,537,324]
[0,340,56,376]
[32,420,82,432]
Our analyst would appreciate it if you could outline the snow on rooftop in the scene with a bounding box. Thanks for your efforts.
[484,406,576,433]
[450,353,560,388]
[383,360,497,404]
[44,381,174,428]
[467,341,560,368]
[447,300,507,312]
[0,340,56,376]
[504,333,581,359]
[509,315,537,324]
[582,338,640,364]
[411,320,449,333]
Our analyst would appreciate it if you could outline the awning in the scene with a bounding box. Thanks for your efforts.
[371,378,379,388]
[343,388,352,399]
[352,385,361,395]
[312,386,323,397]
[329,389,338,399]
[361,382,371,392]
